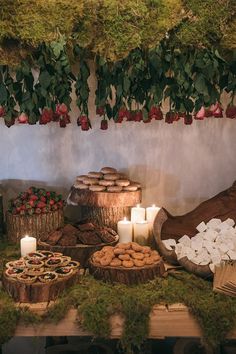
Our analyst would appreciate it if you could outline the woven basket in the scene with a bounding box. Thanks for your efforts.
[6,209,64,243]
[153,208,212,278]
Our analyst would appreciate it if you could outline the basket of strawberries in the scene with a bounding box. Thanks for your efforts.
[6,187,64,243]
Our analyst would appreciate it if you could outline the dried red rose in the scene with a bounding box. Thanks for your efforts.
[149,106,163,120]
[194,106,205,120]
[18,113,29,124]
[226,105,236,119]
[100,119,108,130]
[96,107,105,116]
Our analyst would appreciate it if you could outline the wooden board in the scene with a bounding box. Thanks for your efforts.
[38,235,119,268]
[6,209,64,243]
[68,187,142,207]
[89,258,165,285]
[2,270,79,303]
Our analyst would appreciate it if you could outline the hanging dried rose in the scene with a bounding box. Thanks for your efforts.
[96,107,105,116]
[100,119,108,130]
[184,114,193,125]
[0,106,5,117]
[194,106,205,120]
[210,102,223,118]
[18,112,29,124]
[226,105,236,119]
[149,106,163,120]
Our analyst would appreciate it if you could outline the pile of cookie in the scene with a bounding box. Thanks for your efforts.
[40,223,118,247]
[5,251,80,284]
[91,242,161,268]
[74,166,141,192]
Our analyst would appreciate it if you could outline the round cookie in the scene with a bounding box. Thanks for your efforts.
[115,179,130,187]
[104,173,120,181]
[101,167,117,174]
[114,248,126,255]
[122,260,134,268]
[74,183,89,190]
[88,171,103,179]
[110,258,122,267]
[99,180,115,187]
[107,186,123,193]
[133,259,145,267]
[118,243,131,250]
[123,185,138,192]
[118,254,131,261]
[89,185,106,192]
[132,252,145,260]
[76,175,88,182]
[100,255,113,266]
[83,178,99,185]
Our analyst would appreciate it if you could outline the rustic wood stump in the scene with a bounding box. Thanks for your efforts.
[68,187,142,230]
[6,209,64,243]
[89,258,165,285]
[38,235,119,268]
[2,270,78,303]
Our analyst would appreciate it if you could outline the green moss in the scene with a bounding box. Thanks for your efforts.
[0,290,19,344]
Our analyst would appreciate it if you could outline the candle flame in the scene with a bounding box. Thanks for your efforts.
[152,204,156,208]
[123,217,127,221]
[137,204,140,208]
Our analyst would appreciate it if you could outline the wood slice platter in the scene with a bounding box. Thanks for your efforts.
[89,258,165,285]
[6,209,64,243]
[68,187,142,207]
[2,270,78,303]
[38,235,119,268]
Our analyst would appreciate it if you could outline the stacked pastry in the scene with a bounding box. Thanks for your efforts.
[5,251,80,284]
[74,166,141,192]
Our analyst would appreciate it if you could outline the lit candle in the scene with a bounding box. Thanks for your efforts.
[131,204,145,223]
[117,217,133,243]
[146,204,161,225]
[133,221,149,246]
[20,235,37,257]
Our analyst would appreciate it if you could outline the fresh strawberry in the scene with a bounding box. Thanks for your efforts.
[46,192,51,197]
[96,107,105,116]
[18,112,29,124]
[226,105,236,119]
[149,106,163,120]
[40,196,46,202]
[30,195,38,201]
[0,106,5,117]
[49,199,55,206]
[35,208,41,214]
[100,119,108,130]
[20,205,26,211]
[37,201,46,209]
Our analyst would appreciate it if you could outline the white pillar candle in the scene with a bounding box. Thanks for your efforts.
[133,221,149,246]
[20,235,37,257]
[131,204,145,223]
[146,204,161,224]
[117,217,133,243]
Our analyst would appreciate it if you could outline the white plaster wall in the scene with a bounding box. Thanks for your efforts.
[0,69,235,217]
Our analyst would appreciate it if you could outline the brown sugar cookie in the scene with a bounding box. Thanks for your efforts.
[131,242,143,252]
[115,180,130,187]
[98,180,115,187]
[107,186,123,193]
[73,182,89,190]
[133,259,145,267]
[123,185,138,191]
[118,243,131,250]
[122,260,134,268]
[118,254,131,261]
[102,246,114,253]
[126,249,135,255]
[145,257,155,265]
[132,252,145,260]
[100,167,117,174]
[88,171,103,179]
[100,255,113,266]
[142,246,151,254]
[104,173,120,181]
[114,248,126,255]
[89,185,106,192]
[93,250,104,259]
[110,258,122,267]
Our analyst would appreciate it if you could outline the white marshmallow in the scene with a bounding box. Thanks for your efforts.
[227,250,236,260]
[196,221,207,233]
[178,235,191,247]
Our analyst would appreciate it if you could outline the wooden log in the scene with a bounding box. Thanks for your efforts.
[89,258,165,285]
[68,187,142,230]
[68,187,142,207]
[6,210,64,243]
[2,270,79,303]
[38,235,119,268]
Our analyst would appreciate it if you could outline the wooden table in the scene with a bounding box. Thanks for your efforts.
[14,302,236,339]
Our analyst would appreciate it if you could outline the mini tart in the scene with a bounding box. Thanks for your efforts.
[37,250,54,259]
[25,267,45,276]
[6,259,25,269]
[53,252,63,257]
[5,267,24,278]
[17,273,37,284]
[25,252,44,260]
[45,257,63,268]
[38,272,58,283]
[26,259,44,269]
[60,256,72,266]
[55,266,74,277]
[67,261,80,269]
